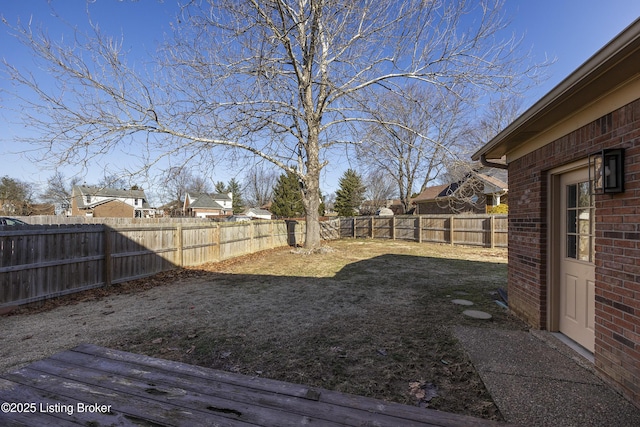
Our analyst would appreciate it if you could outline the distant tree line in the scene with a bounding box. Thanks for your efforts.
[2,153,500,218]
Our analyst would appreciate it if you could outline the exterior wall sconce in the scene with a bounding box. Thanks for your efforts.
[589,148,625,194]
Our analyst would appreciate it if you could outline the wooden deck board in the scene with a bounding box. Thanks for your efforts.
[0,344,510,427]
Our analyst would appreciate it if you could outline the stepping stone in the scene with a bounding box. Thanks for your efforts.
[452,299,474,306]
[463,310,492,320]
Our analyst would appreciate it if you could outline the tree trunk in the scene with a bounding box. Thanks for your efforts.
[305,194,321,249]
[302,127,322,249]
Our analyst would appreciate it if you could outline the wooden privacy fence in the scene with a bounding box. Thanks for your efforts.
[0,215,505,308]
[0,220,305,308]
[324,214,508,248]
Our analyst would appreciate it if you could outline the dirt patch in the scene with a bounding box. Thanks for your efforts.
[0,239,526,421]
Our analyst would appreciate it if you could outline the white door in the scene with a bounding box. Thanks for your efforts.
[559,167,595,352]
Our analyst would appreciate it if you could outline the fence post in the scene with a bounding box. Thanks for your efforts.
[353,217,356,238]
[417,216,422,243]
[392,216,396,240]
[370,216,374,238]
[103,225,112,287]
[175,224,183,267]
[270,221,274,249]
[249,222,254,254]
[450,216,455,246]
[490,215,495,249]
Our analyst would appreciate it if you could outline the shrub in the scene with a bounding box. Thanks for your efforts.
[487,204,508,214]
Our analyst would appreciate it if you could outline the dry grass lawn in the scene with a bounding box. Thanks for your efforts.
[99,239,526,420]
[2,239,524,420]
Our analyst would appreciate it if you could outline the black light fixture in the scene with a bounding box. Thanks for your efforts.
[589,148,625,194]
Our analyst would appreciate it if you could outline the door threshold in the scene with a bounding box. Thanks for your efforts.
[551,332,594,363]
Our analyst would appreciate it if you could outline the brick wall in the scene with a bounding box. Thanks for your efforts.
[508,98,640,404]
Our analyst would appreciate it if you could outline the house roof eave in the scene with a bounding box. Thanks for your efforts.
[473,17,640,162]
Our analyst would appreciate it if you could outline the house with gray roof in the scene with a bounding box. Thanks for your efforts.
[244,207,272,220]
[71,185,155,218]
[183,192,233,218]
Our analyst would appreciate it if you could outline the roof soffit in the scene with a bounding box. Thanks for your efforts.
[474,18,640,161]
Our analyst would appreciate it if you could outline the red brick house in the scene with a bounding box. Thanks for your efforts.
[473,18,640,405]
[413,168,508,214]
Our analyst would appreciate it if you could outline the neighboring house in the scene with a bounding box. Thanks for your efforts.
[71,185,155,218]
[413,183,463,214]
[30,203,56,216]
[413,168,507,215]
[360,199,404,215]
[387,200,407,215]
[183,192,233,218]
[158,200,183,217]
[472,19,640,406]
[244,207,272,220]
[475,168,508,210]
[375,207,394,216]
[226,215,251,222]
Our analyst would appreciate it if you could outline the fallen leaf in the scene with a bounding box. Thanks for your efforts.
[409,380,438,404]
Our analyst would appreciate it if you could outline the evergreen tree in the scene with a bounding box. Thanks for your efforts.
[214,181,227,193]
[334,169,366,217]
[214,179,244,214]
[318,191,326,217]
[271,171,305,218]
[227,178,244,214]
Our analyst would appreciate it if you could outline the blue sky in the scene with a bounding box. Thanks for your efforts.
[1,1,639,204]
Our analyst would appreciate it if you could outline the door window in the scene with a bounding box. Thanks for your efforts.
[566,181,594,262]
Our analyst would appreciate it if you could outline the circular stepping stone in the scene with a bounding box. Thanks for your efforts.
[451,299,474,306]
[463,310,492,320]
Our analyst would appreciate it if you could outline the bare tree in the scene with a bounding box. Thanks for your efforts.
[161,166,212,204]
[472,96,523,153]
[189,176,212,194]
[357,85,469,213]
[2,0,542,248]
[436,96,521,213]
[361,169,397,215]
[163,167,192,204]
[245,165,278,208]
[40,172,80,213]
[0,176,34,215]
[98,174,128,191]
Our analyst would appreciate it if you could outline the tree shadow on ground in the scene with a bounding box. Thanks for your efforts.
[94,250,525,421]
